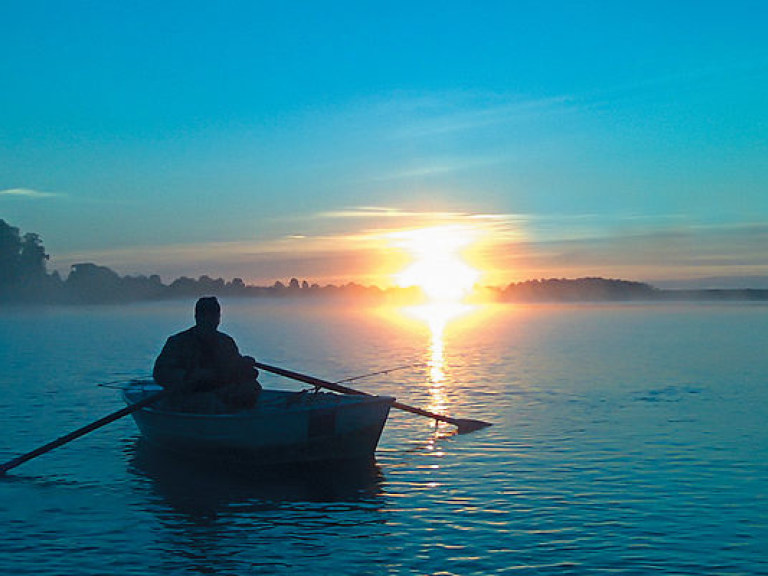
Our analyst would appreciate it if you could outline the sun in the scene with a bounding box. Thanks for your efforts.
[391,225,481,303]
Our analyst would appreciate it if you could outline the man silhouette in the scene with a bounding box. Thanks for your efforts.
[153,297,261,412]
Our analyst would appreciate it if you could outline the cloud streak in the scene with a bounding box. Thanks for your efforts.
[314,206,530,225]
[0,188,62,199]
[483,220,768,285]
[384,93,574,140]
[306,206,533,245]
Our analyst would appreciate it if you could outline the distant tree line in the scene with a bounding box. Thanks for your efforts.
[492,277,660,301]
[2,219,768,305]
[1,219,63,302]
[489,277,768,302]
[0,219,417,304]
[60,262,407,304]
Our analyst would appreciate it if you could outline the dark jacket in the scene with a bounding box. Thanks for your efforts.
[153,327,252,391]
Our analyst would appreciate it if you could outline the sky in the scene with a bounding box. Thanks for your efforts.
[2,0,767,288]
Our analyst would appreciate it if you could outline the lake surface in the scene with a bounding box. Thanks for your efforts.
[1,299,766,575]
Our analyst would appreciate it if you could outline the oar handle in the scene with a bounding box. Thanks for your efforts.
[0,389,169,475]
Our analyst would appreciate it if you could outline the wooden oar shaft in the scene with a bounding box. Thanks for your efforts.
[390,400,459,425]
[0,389,169,475]
[255,361,372,396]
[254,361,489,430]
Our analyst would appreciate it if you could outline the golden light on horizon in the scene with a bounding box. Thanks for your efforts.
[390,225,481,303]
[386,224,486,432]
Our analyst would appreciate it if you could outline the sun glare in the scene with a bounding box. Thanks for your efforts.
[391,225,481,303]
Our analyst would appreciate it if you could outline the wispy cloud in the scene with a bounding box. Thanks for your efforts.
[384,93,573,140]
[0,188,62,199]
[309,206,531,240]
[315,206,529,223]
[367,155,509,183]
[316,206,421,219]
[484,219,768,285]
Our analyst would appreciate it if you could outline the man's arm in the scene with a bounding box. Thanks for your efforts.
[218,334,260,384]
[152,336,187,390]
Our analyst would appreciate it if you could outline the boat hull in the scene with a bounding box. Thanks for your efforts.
[123,384,393,466]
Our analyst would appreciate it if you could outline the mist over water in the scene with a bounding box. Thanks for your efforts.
[1,300,766,575]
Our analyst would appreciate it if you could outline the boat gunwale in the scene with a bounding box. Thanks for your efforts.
[122,384,395,421]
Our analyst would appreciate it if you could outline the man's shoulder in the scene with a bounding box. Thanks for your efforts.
[163,327,236,348]
[166,327,196,344]
[215,330,237,345]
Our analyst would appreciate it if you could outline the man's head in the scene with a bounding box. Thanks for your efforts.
[194,296,221,334]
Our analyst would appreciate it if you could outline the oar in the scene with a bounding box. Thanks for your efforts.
[254,361,492,434]
[0,389,170,475]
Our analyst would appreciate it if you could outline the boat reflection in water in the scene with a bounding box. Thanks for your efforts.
[126,437,386,518]
[121,383,391,520]
[125,438,387,575]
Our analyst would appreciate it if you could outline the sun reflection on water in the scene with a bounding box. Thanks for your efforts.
[400,302,476,422]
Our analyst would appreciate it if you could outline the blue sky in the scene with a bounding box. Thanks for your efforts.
[2,1,767,287]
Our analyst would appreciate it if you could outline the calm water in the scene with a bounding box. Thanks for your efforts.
[1,299,766,575]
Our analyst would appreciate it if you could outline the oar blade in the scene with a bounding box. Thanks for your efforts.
[453,418,493,435]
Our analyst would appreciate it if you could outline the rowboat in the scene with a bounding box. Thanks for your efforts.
[122,382,394,466]
[1,364,488,477]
